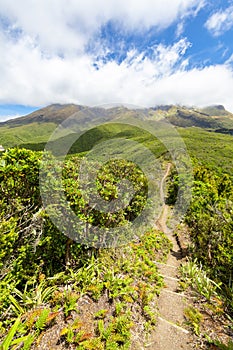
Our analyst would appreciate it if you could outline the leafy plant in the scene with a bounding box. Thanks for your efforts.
[0,317,21,350]
[0,147,173,349]
[184,306,202,335]
[94,309,109,319]
[211,339,233,350]
[34,308,50,333]
[180,259,222,301]
[63,287,79,317]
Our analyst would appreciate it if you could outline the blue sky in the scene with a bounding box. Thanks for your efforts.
[1,0,233,121]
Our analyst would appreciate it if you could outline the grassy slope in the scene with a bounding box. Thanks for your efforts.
[1,119,232,174]
[0,122,57,148]
[178,127,233,175]
[0,104,232,177]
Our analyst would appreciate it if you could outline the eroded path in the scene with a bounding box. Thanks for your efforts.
[148,163,194,349]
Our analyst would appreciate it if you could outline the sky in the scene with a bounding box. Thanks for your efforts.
[1,0,233,121]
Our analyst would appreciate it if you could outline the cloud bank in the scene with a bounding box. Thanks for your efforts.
[1,0,233,111]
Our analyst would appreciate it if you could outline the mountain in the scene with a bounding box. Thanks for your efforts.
[0,103,233,163]
[2,103,233,129]
[2,104,85,126]
[152,104,233,129]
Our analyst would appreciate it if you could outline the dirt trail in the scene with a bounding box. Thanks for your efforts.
[147,163,194,349]
[155,162,172,234]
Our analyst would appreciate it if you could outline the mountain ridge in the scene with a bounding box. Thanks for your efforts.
[1,103,233,150]
[1,103,233,127]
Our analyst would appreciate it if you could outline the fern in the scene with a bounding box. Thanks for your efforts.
[25,309,43,330]
[34,308,50,333]
[22,334,35,350]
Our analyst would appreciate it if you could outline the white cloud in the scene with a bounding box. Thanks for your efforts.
[0,114,22,122]
[152,65,233,111]
[0,0,203,55]
[176,21,185,37]
[0,35,191,105]
[205,5,233,36]
[1,0,233,113]
[1,29,233,112]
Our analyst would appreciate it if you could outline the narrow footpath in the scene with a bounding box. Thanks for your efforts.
[148,163,194,349]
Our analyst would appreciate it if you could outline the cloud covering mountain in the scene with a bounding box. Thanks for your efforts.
[1,0,233,114]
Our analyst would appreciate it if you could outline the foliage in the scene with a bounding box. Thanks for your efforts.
[184,306,203,335]
[0,308,55,350]
[211,339,233,350]
[0,317,21,350]
[62,156,149,237]
[179,127,233,174]
[1,228,170,348]
[0,147,172,349]
[180,165,233,318]
[180,259,222,301]
[185,167,233,285]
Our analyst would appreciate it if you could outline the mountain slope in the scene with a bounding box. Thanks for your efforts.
[1,104,85,126]
[1,103,233,130]
[0,104,233,174]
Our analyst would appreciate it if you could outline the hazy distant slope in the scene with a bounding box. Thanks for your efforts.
[198,105,231,116]
[2,103,233,129]
[0,104,85,147]
[152,105,233,129]
[2,104,85,126]
[1,103,233,150]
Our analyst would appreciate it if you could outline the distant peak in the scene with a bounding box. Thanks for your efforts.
[212,105,225,110]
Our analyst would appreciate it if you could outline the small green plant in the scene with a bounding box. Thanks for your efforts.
[184,306,202,335]
[63,287,79,317]
[114,302,126,317]
[21,334,35,350]
[97,315,132,349]
[205,338,233,350]
[0,307,58,350]
[180,259,221,301]
[9,281,56,315]
[34,308,50,333]
[94,309,109,319]
[60,318,92,346]
[76,337,104,349]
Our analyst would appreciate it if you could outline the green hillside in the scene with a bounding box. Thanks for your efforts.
[1,104,233,150]
[178,127,233,175]
[0,122,57,148]
[12,123,232,175]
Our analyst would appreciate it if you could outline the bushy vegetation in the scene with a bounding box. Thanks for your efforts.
[0,148,171,349]
[1,111,233,348]
[179,127,233,174]
[168,162,233,341]
[185,166,233,314]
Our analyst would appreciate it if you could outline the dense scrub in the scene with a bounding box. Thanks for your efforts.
[185,166,233,313]
[1,145,233,348]
[165,162,233,323]
[0,148,171,349]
